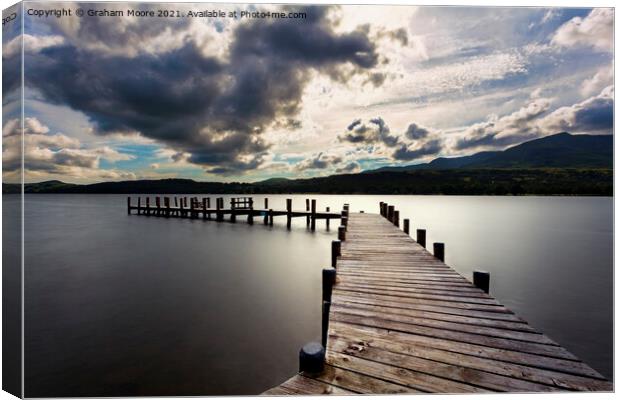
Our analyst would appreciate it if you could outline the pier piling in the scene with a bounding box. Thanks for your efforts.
[299,342,325,373]
[416,229,426,248]
[433,242,445,262]
[474,270,490,293]
[331,240,341,268]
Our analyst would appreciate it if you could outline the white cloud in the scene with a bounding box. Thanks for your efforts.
[3,34,65,58]
[455,97,552,150]
[552,8,613,52]
[2,117,135,183]
[580,66,614,97]
[539,85,613,134]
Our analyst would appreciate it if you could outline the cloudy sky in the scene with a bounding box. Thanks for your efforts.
[2,3,614,183]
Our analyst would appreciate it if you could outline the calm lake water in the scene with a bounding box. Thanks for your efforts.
[6,194,613,396]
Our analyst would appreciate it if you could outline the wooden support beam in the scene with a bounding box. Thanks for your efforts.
[433,242,445,262]
[387,205,394,222]
[230,198,236,223]
[311,199,316,231]
[416,229,426,248]
[137,197,141,215]
[286,199,292,229]
[331,240,341,268]
[306,199,310,227]
[321,300,331,349]
[338,225,346,241]
[269,209,274,226]
[394,210,400,227]
[127,197,131,214]
[474,271,490,293]
[299,342,324,373]
[403,218,410,235]
[326,207,330,230]
[216,198,223,221]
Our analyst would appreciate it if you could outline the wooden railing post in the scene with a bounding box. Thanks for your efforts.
[474,271,490,293]
[311,199,316,231]
[324,207,330,230]
[394,210,400,227]
[387,205,394,222]
[331,240,341,268]
[338,226,346,241]
[416,229,426,248]
[146,197,151,216]
[306,199,310,227]
[230,198,236,223]
[433,242,445,262]
[127,197,131,214]
[286,199,292,229]
[321,300,331,349]
[137,197,141,215]
[379,202,384,216]
[269,209,274,226]
[403,219,410,235]
[216,197,223,221]
[247,199,254,224]
[299,342,325,373]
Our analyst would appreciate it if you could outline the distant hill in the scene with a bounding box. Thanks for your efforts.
[3,133,612,196]
[367,133,612,172]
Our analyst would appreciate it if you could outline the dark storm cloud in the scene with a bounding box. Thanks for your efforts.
[22,5,386,174]
[296,152,343,171]
[336,161,361,173]
[347,119,362,131]
[393,139,443,161]
[340,117,445,161]
[339,117,399,147]
[404,123,430,140]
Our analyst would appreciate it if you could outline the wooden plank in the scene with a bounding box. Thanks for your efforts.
[329,322,612,391]
[330,312,574,360]
[278,374,355,395]
[326,351,490,393]
[328,337,559,392]
[307,365,413,394]
[332,297,534,332]
[330,304,551,343]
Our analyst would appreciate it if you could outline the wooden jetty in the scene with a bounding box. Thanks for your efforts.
[263,202,612,394]
[127,196,342,230]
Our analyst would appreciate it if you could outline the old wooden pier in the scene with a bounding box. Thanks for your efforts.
[127,196,611,393]
[263,202,612,394]
[127,196,341,230]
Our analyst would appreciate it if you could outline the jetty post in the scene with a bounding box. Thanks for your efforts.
[311,200,317,231]
[338,225,346,241]
[474,271,490,293]
[286,199,292,229]
[403,218,410,235]
[230,198,237,223]
[433,242,445,262]
[331,240,341,268]
[416,229,426,248]
[326,207,330,229]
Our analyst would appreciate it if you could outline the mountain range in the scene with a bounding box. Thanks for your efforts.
[3,133,613,196]
[367,132,612,172]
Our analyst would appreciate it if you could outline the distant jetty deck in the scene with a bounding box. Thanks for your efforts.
[127,196,612,393]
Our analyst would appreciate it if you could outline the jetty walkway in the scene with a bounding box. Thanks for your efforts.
[263,208,612,394]
[127,196,611,393]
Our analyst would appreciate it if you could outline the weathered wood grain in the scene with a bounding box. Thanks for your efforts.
[262,212,612,395]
